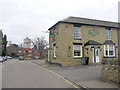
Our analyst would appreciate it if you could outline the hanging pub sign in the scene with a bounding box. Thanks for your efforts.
[49,34,55,42]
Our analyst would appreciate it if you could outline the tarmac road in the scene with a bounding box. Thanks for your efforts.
[2,59,75,88]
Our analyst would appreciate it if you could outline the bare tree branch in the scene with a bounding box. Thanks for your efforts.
[32,36,48,58]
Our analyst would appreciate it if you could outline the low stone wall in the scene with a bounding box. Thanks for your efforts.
[101,58,120,84]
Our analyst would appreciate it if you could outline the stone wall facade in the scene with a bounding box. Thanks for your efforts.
[118,30,120,60]
[101,59,120,84]
[49,22,119,66]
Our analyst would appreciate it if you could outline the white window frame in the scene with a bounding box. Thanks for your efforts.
[105,29,111,40]
[73,45,82,58]
[74,27,81,39]
[53,46,56,58]
[19,51,21,53]
[29,51,32,53]
[104,45,115,57]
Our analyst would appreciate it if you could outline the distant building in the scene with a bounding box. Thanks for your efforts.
[24,48,32,58]
[17,37,40,59]
[23,37,31,48]
[17,48,40,59]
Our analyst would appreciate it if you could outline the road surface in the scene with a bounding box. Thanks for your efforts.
[2,59,75,88]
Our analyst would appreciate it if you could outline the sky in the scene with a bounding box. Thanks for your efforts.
[0,0,119,45]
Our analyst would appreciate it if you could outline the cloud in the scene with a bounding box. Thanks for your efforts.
[0,0,119,44]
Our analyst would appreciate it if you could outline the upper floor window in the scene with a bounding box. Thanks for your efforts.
[74,26,81,39]
[105,28,111,40]
[29,51,32,53]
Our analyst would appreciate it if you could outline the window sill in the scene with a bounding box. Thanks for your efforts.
[53,57,56,59]
[73,57,82,59]
[103,56,116,58]
[74,38,81,40]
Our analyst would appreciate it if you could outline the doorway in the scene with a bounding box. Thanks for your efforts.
[92,48,100,63]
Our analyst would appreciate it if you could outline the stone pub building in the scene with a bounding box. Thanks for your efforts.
[48,17,119,66]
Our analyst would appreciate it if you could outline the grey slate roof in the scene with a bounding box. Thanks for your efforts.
[103,40,115,45]
[48,17,119,30]
[84,40,102,46]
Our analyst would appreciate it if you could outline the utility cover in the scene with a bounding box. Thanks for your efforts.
[67,49,71,57]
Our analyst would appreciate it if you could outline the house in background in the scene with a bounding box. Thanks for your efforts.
[17,37,40,59]
[48,17,119,66]
[17,48,40,59]
[23,48,32,58]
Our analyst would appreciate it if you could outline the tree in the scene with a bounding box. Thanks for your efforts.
[2,34,7,56]
[0,30,3,56]
[32,37,48,58]
[7,43,20,57]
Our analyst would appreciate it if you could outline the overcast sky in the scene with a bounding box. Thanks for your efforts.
[0,0,119,45]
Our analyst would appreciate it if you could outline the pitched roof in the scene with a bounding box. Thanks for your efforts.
[84,40,102,46]
[103,40,115,45]
[48,16,119,30]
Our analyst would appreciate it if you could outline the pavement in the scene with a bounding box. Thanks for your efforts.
[32,60,119,89]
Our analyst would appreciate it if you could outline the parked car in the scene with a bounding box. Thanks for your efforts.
[0,56,4,62]
[34,56,40,59]
[3,56,7,61]
[19,56,24,60]
[6,56,12,59]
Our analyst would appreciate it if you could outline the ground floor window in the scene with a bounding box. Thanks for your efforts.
[73,45,82,58]
[85,48,88,56]
[53,46,56,58]
[104,45,115,57]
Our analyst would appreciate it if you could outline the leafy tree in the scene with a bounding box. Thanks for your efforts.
[2,34,7,56]
[0,30,3,56]
[7,43,20,57]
